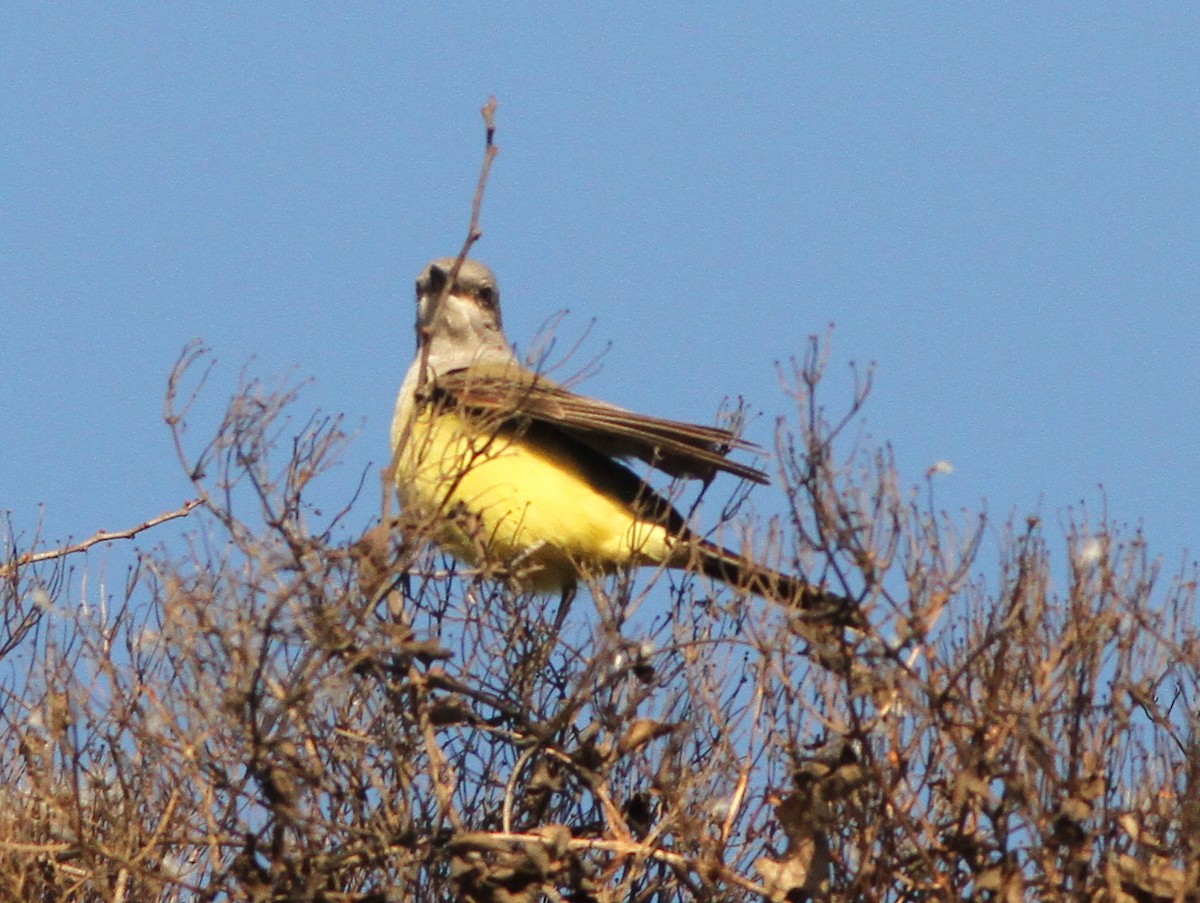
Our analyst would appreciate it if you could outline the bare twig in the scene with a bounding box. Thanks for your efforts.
[449,830,769,897]
[459,95,500,258]
[0,499,201,579]
[384,95,501,519]
[419,95,501,387]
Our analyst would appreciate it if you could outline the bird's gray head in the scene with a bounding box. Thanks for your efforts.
[415,257,511,364]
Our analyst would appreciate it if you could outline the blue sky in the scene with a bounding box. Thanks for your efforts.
[2,6,1197,585]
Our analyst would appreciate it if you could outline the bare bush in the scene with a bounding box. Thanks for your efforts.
[0,337,1196,902]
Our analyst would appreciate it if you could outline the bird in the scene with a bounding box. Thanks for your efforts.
[390,257,850,617]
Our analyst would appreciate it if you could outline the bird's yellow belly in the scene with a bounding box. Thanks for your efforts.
[395,409,673,591]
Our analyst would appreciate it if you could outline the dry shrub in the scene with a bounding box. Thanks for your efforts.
[0,339,1196,902]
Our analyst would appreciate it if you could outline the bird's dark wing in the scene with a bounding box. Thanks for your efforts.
[423,362,769,485]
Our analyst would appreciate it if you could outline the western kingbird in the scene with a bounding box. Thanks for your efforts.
[391,257,847,615]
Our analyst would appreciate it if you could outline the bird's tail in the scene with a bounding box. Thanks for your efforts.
[690,540,858,626]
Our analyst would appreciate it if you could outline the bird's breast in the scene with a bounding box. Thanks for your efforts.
[392,406,675,590]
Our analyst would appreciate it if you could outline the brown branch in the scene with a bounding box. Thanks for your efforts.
[421,94,501,382]
[0,499,202,579]
[384,95,501,520]
[449,830,769,897]
[459,95,500,258]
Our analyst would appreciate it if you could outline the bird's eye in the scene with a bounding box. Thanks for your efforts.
[477,286,497,308]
